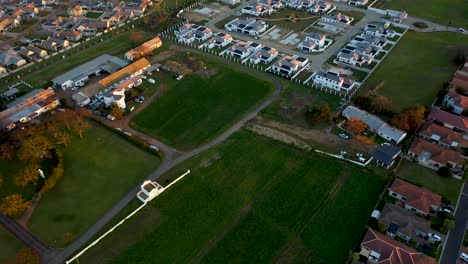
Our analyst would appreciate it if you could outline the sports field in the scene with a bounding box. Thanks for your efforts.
[81,131,384,263]
[382,0,468,28]
[27,123,159,247]
[131,68,273,150]
[361,32,468,112]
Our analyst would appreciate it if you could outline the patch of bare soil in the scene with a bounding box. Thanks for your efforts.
[277,93,320,122]
[247,124,312,151]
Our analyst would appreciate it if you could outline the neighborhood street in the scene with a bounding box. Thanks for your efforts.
[440,183,468,264]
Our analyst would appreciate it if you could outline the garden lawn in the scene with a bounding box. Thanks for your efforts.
[80,131,384,264]
[0,228,23,263]
[382,0,468,28]
[85,12,102,19]
[131,69,273,150]
[361,32,468,112]
[397,159,462,203]
[28,123,159,247]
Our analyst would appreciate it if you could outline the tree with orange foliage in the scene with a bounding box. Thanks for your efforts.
[391,105,426,132]
[16,247,39,264]
[354,135,375,145]
[0,194,31,217]
[56,110,77,131]
[345,118,368,135]
[14,165,40,187]
[48,122,71,147]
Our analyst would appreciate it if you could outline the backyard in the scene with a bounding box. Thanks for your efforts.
[80,131,385,264]
[361,31,468,112]
[26,123,160,247]
[382,0,468,28]
[131,56,273,150]
[397,159,462,204]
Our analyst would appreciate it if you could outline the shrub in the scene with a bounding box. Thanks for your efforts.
[438,167,452,178]
[413,22,428,28]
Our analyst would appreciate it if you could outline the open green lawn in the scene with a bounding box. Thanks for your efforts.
[80,131,384,264]
[397,159,462,203]
[27,123,159,248]
[361,32,468,112]
[264,9,319,32]
[0,228,23,263]
[85,12,102,19]
[382,0,468,28]
[0,158,36,202]
[131,67,273,150]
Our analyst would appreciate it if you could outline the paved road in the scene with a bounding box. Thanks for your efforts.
[42,50,283,264]
[440,183,468,264]
[0,212,58,262]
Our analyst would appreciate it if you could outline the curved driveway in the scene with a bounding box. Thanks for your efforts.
[43,50,283,264]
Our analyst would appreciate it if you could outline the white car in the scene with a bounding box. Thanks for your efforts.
[381,142,390,146]
[176,75,184,81]
[339,133,349,139]
[428,233,441,242]
[460,252,468,262]
[115,127,122,131]
[124,131,132,136]
[340,151,347,156]
[149,145,159,151]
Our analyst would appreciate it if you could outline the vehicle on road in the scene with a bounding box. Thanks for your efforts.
[106,114,115,121]
[458,28,465,32]
[124,131,132,136]
[428,233,441,242]
[148,78,155,84]
[339,133,349,139]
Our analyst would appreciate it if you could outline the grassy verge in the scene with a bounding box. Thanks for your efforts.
[0,228,23,263]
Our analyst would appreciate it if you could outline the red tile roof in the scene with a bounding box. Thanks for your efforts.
[409,138,463,168]
[428,108,468,131]
[447,87,468,109]
[419,121,468,148]
[389,178,442,215]
[361,229,437,264]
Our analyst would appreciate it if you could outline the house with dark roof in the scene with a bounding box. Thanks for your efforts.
[224,18,268,36]
[408,138,464,172]
[418,121,468,150]
[379,204,439,245]
[359,228,436,264]
[443,87,468,115]
[224,41,262,59]
[271,54,308,76]
[202,32,233,49]
[321,12,353,24]
[388,178,442,216]
[311,71,357,93]
[372,144,401,169]
[249,46,278,65]
[428,108,468,133]
[364,23,396,38]
[0,50,26,68]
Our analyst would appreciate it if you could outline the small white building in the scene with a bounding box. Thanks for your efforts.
[311,71,357,93]
[137,180,164,203]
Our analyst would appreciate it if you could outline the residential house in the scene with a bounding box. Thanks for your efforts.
[348,0,367,6]
[364,24,396,38]
[308,0,332,13]
[193,25,213,41]
[241,3,274,16]
[285,0,315,10]
[39,37,69,51]
[337,51,372,66]
[388,178,442,216]
[380,204,436,244]
[125,36,162,61]
[224,18,268,36]
[351,34,387,48]
[321,13,353,24]
[124,1,147,16]
[428,108,468,133]
[342,105,407,143]
[68,4,87,17]
[0,17,19,32]
[0,88,60,130]
[137,180,163,203]
[202,32,233,49]
[311,71,356,93]
[271,54,308,76]
[408,138,464,171]
[450,61,468,92]
[75,19,109,36]
[372,144,401,169]
[217,0,241,5]
[103,75,142,109]
[297,32,327,52]
[359,229,436,264]
[224,41,262,59]
[175,23,212,43]
[249,46,278,64]
[258,0,283,9]
[419,121,468,150]
[19,45,47,60]
[53,30,82,41]
[443,87,468,114]
[0,50,26,68]
[353,42,380,57]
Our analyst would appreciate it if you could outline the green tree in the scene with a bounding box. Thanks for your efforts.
[0,194,31,217]
[18,135,53,162]
[443,219,455,232]
[438,167,452,178]
[14,165,40,187]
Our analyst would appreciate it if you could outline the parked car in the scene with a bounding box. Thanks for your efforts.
[460,252,468,262]
[106,114,115,121]
[340,150,347,156]
[457,28,465,32]
[176,75,184,81]
[381,142,390,146]
[149,145,159,151]
[339,133,349,139]
[124,131,132,136]
[148,78,155,84]
[115,128,122,131]
[427,233,441,242]
[439,208,452,214]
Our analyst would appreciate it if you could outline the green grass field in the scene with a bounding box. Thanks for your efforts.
[397,159,462,203]
[382,0,468,28]
[27,123,159,247]
[80,131,384,263]
[131,68,273,150]
[361,32,468,112]
[0,228,23,263]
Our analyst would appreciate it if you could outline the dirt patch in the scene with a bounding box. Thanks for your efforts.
[199,152,222,168]
[277,93,321,123]
[247,124,312,151]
